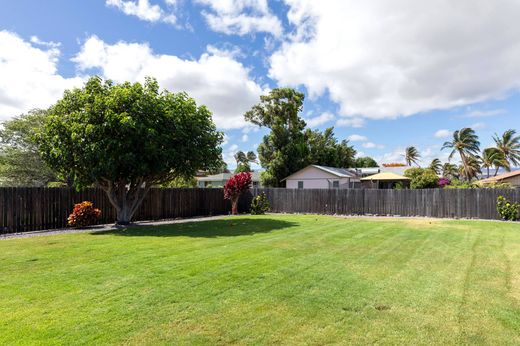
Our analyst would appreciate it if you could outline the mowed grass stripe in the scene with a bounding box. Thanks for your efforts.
[0,215,519,345]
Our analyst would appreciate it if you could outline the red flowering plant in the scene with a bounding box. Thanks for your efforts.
[224,172,252,215]
[68,201,101,227]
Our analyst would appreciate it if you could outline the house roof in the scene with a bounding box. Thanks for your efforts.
[281,165,358,181]
[360,172,411,181]
[479,169,520,184]
[196,171,262,182]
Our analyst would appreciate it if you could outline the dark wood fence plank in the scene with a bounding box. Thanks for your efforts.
[1,187,519,234]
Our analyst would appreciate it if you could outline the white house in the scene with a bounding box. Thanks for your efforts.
[282,165,361,189]
[196,172,263,188]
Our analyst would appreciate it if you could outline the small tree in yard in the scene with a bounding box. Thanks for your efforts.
[224,172,252,215]
[37,76,223,224]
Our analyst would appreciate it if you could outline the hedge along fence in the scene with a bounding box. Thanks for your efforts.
[1,187,519,234]
[258,188,520,220]
[0,187,252,234]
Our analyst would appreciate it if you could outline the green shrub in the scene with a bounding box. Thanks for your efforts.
[405,168,439,189]
[497,196,519,221]
[250,192,270,215]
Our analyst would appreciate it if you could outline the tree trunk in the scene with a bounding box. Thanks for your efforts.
[231,197,239,215]
[100,180,151,225]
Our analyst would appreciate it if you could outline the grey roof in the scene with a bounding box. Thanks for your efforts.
[196,171,262,182]
[312,165,358,178]
[282,165,359,181]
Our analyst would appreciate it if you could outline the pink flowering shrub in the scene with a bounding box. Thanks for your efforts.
[438,177,450,188]
[224,172,252,215]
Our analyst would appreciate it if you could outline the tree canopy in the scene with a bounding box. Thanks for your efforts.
[37,76,223,223]
[354,156,378,168]
[0,109,60,186]
[245,88,356,187]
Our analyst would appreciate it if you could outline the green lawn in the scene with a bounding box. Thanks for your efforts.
[1,215,520,345]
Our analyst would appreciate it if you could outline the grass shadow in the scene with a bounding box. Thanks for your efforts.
[91,218,299,238]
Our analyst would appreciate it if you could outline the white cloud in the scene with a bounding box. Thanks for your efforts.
[362,142,384,149]
[106,0,176,24]
[465,108,507,118]
[470,122,486,130]
[304,111,334,127]
[30,35,61,48]
[377,145,451,167]
[242,134,249,142]
[73,36,265,129]
[271,0,520,120]
[347,134,368,142]
[222,134,230,146]
[196,0,283,36]
[0,31,83,120]
[434,129,451,138]
[335,117,365,128]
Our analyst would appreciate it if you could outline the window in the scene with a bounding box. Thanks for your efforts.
[332,181,339,188]
[297,181,304,189]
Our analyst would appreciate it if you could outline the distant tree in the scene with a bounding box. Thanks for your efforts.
[245,88,308,187]
[305,127,356,168]
[209,161,230,174]
[404,168,439,189]
[245,88,355,186]
[37,76,223,224]
[234,150,257,173]
[0,109,61,186]
[493,129,520,169]
[355,156,379,168]
[161,176,197,188]
[404,146,421,166]
[442,162,458,179]
[480,147,507,178]
[458,155,481,181]
[442,128,480,181]
[428,158,442,175]
[224,172,252,215]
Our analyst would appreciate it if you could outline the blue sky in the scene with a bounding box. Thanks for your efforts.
[1,0,519,168]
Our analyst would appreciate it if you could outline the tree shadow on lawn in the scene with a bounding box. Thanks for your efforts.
[90,218,299,238]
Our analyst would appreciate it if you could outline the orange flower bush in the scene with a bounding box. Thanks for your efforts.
[68,201,101,227]
[382,163,407,167]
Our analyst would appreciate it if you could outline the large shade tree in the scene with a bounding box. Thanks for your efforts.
[37,76,223,224]
[442,128,480,181]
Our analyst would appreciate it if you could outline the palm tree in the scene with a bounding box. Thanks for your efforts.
[480,147,508,178]
[442,162,458,178]
[493,129,520,169]
[458,155,481,180]
[404,146,421,166]
[441,128,480,181]
[428,158,442,174]
[246,151,258,164]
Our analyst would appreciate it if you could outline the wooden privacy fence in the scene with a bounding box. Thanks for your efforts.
[258,188,520,220]
[0,188,252,234]
[1,187,519,234]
